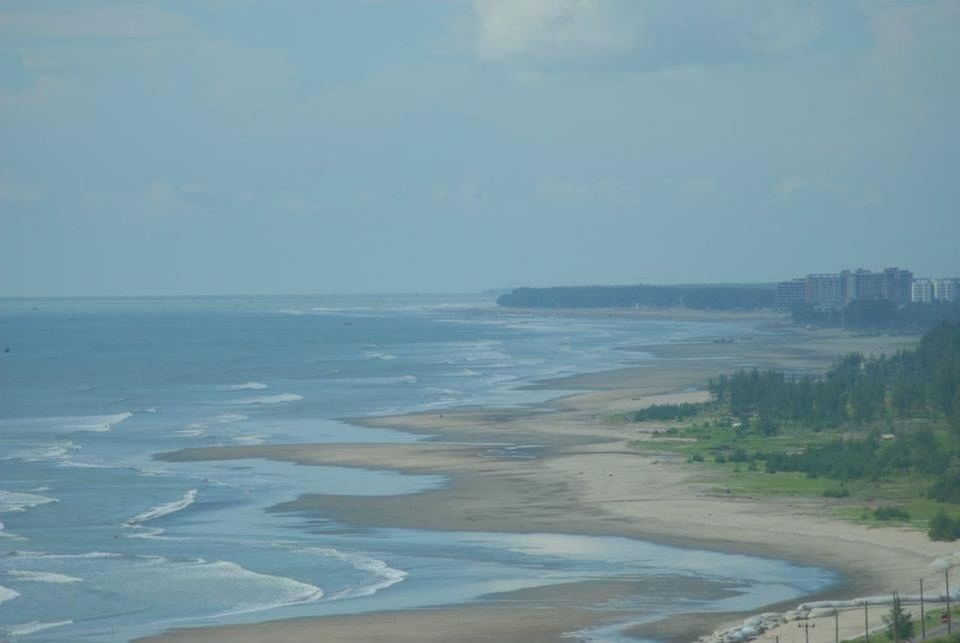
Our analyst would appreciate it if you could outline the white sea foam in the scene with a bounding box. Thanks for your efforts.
[336,375,418,385]
[56,460,116,469]
[197,560,324,617]
[0,584,20,605]
[213,413,248,423]
[220,382,268,391]
[278,308,304,315]
[364,351,397,360]
[148,558,324,623]
[180,412,248,437]
[6,570,82,583]
[122,526,165,539]
[0,490,58,514]
[5,551,122,560]
[6,441,77,462]
[457,368,482,376]
[125,489,197,527]
[236,393,303,405]
[295,547,407,600]
[58,412,133,432]
[5,621,72,637]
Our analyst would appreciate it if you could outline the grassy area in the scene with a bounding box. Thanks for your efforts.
[840,606,960,642]
[626,414,960,531]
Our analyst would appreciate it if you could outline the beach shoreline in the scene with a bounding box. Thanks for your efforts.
[143,323,949,643]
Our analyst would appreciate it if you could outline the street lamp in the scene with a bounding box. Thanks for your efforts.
[932,558,953,634]
[798,621,815,643]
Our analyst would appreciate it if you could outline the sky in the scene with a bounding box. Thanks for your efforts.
[1,0,958,296]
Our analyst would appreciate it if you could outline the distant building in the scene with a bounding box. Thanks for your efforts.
[912,279,935,303]
[805,273,844,308]
[778,266,916,310]
[850,269,887,301]
[911,277,958,303]
[884,267,913,303]
[775,279,806,309]
[934,278,958,302]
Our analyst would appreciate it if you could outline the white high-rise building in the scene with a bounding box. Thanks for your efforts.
[912,279,935,303]
[934,278,958,302]
[912,278,958,303]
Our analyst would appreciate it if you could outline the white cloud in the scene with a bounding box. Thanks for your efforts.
[469,0,826,68]
[472,0,642,63]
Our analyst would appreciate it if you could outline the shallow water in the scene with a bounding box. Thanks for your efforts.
[0,295,834,641]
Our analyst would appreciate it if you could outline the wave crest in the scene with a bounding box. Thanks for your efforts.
[235,393,303,405]
[220,382,268,391]
[6,570,82,584]
[124,489,197,527]
[0,490,58,514]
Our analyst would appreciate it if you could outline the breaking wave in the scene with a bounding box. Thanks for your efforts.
[364,351,397,360]
[124,489,197,527]
[297,547,407,600]
[5,621,72,637]
[220,382,268,391]
[0,490,58,514]
[0,584,20,605]
[235,393,303,405]
[58,412,133,433]
[6,570,82,584]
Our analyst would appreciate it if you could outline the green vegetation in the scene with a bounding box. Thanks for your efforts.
[627,322,960,539]
[882,592,915,640]
[496,284,775,310]
[929,508,960,541]
[792,300,960,332]
[626,402,701,422]
[842,606,960,643]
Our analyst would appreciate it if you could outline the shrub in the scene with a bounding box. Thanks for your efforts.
[929,509,960,541]
[873,506,910,521]
[823,486,851,498]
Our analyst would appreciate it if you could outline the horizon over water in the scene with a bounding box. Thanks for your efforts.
[0,295,835,641]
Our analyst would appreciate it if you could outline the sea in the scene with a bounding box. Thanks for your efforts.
[0,295,836,641]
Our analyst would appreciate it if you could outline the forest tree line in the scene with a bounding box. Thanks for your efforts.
[497,284,775,310]
[707,322,960,430]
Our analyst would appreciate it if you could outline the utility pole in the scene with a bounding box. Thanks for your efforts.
[893,592,900,643]
[948,567,952,634]
[933,558,955,635]
[864,600,870,643]
[920,577,926,639]
[834,607,840,643]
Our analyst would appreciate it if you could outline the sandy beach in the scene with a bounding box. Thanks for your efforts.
[144,325,951,643]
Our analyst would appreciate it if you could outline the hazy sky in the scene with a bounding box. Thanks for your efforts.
[1,0,958,296]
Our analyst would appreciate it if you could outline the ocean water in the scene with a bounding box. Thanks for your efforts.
[0,295,835,641]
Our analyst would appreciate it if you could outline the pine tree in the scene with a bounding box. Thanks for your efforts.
[882,592,915,641]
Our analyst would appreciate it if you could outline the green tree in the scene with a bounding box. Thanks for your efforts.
[928,508,959,541]
[881,592,914,641]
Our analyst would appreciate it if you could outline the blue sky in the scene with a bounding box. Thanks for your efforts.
[1,0,958,296]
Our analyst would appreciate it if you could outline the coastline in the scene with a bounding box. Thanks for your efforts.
[143,324,948,643]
